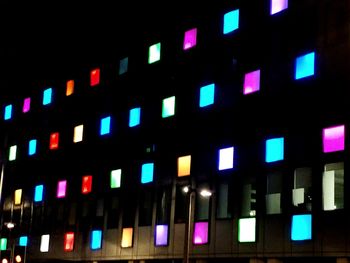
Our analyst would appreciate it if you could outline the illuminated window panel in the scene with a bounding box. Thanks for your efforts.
[4,104,12,120]
[243,70,260,95]
[141,163,154,184]
[119,57,128,75]
[43,88,53,105]
[90,68,100,86]
[19,236,28,247]
[223,9,239,34]
[121,228,133,248]
[73,124,84,143]
[64,232,75,252]
[0,238,7,250]
[218,146,234,170]
[155,224,169,246]
[28,139,37,156]
[238,218,256,242]
[9,145,17,161]
[34,184,44,202]
[148,42,161,64]
[295,52,315,80]
[322,125,344,153]
[100,116,111,136]
[40,234,50,252]
[199,83,215,107]
[162,96,175,118]
[323,162,344,211]
[291,214,312,241]
[193,222,209,245]
[270,0,288,15]
[50,132,59,150]
[90,230,102,250]
[183,28,197,50]
[177,155,191,177]
[23,97,31,113]
[66,80,74,96]
[82,175,92,194]
[57,180,67,198]
[14,189,22,205]
[265,137,284,163]
[129,107,141,127]
[110,169,121,188]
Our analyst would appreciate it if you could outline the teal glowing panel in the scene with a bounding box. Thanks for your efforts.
[34,185,44,202]
[43,88,53,105]
[19,236,28,246]
[119,57,128,75]
[223,9,239,34]
[162,96,175,118]
[199,84,215,107]
[91,230,102,250]
[295,52,315,80]
[100,116,111,135]
[265,137,284,163]
[4,104,12,120]
[28,139,37,156]
[141,163,154,184]
[148,42,161,64]
[291,214,312,241]
[129,107,141,127]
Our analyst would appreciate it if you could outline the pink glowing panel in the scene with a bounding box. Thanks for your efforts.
[57,180,67,198]
[323,125,345,153]
[243,70,260,95]
[23,97,31,113]
[193,222,209,245]
[270,0,288,15]
[183,28,197,50]
[155,225,169,246]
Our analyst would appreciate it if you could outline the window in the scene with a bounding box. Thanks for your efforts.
[216,182,232,219]
[119,57,128,75]
[195,190,211,221]
[0,238,7,250]
[110,169,121,188]
[199,83,215,108]
[295,52,315,80]
[178,155,191,177]
[241,182,257,217]
[193,222,209,245]
[50,132,59,150]
[223,9,239,34]
[265,137,284,163]
[270,0,288,15]
[64,232,75,252]
[141,163,154,183]
[156,186,172,224]
[4,104,12,120]
[155,224,169,246]
[34,185,44,202]
[57,180,67,198]
[66,80,74,96]
[82,175,92,194]
[107,196,120,229]
[243,70,260,95]
[40,234,50,252]
[183,28,197,50]
[218,146,234,171]
[322,125,345,153]
[323,162,344,211]
[90,68,100,86]
[43,88,53,105]
[238,218,256,242]
[162,96,175,118]
[14,189,22,205]
[23,97,31,113]
[121,228,133,248]
[73,124,84,143]
[9,145,17,161]
[28,139,37,156]
[129,107,141,127]
[90,230,102,250]
[100,116,111,136]
[291,214,312,241]
[266,172,282,214]
[148,42,161,64]
[293,167,312,211]
[19,236,28,247]
[138,189,153,226]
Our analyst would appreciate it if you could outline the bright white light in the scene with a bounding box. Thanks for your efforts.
[200,189,212,197]
[183,186,190,193]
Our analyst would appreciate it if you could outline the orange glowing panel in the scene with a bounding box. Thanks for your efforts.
[64,232,74,252]
[178,155,191,177]
[90,68,100,86]
[82,175,92,194]
[66,80,74,96]
[49,132,59,150]
[121,228,133,248]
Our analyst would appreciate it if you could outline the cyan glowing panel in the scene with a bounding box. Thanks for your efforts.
[19,236,28,247]
[91,230,102,250]
[23,97,31,113]
[100,116,111,135]
[265,137,284,163]
[155,224,169,246]
[238,218,256,242]
[183,28,197,50]
[43,88,52,105]
[73,124,84,143]
[50,132,59,150]
[66,80,74,96]
[28,139,37,156]
[243,70,260,95]
[129,107,141,127]
[178,155,191,177]
[90,68,100,86]
[291,214,312,241]
[9,145,17,161]
[57,180,67,198]
[148,42,161,64]
[64,232,75,252]
[40,234,50,252]
[223,9,239,34]
[4,104,12,120]
[162,96,175,118]
[270,0,288,15]
[295,52,315,80]
[119,57,128,75]
[34,185,44,202]
[14,189,22,205]
[82,175,92,194]
[121,228,133,248]
[323,125,345,153]
[218,146,234,170]
[110,169,121,188]
[199,83,215,107]
[193,222,209,244]
[0,238,7,250]
[141,163,154,184]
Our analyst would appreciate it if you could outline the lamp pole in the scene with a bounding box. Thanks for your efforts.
[183,188,196,263]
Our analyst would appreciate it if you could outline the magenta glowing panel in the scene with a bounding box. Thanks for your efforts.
[270,0,288,15]
[193,222,209,245]
[243,70,260,95]
[155,225,169,246]
[23,97,31,113]
[183,28,197,50]
[57,180,67,198]
[323,125,345,153]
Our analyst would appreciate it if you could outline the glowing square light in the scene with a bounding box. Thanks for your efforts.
[57,180,67,198]
[178,155,191,177]
[90,68,100,86]
[199,83,215,107]
[129,107,141,127]
[295,52,315,80]
[23,97,31,113]
[28,139,37,156]
[82,175,92,194]
[40,234,50,252]
[121,228,133,248]
[238,218,256,242]
[119,57,128,75]
[218,146,234,170]
[223,9,239,34]
[34,184,44,202]
[0,238,7,250]
[270,0,288,15]
[19,236,28,247]
[183,28,197,50]
[91,230,102,250]
[162,96,175,118]
[291,214,312,241]
[50,132,59,150]
[73,124,84,143]
[4,104,12,120]
[265,137,284,163]
[193,222,209,244]
[243,70,260,95]
[14,189,22,205]
[9,145,17,161]
[148,42,161,64]
[141,163,154,184]
[110,169,121,188]
[100,116,111,136]
[43,88,52,105]
[155,224,169,246]
[323,125,345,153]
[64,232,75,252]
[66,80,74,96]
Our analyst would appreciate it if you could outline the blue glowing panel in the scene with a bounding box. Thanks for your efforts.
[295,52,315,80]
[141,163,154,184]
[28,139,37,156]
[129,107,141,127]
[265,137,284,163]
[223,9,239,34]
[100,116,111,135]
[4,104,12,120]
[91,230,102,250]
[34,185,44,202]
[43,88,53,105]
[19,236,28,247]
[291,214,312,241]
[199,84,215,107]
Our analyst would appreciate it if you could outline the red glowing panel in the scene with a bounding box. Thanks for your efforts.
[82,175,92,194]
[90,68,100,86]
[64,232,74,252]
[50,132,59,150]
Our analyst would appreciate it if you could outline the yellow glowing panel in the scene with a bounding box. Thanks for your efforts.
[178,155,191,177]
[73,124,84,143]
[121,228,133,248]
[14,189,22,205]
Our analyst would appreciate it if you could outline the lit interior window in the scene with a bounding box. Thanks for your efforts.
[14,189,22,205]
[19,236,28,247]
[64,232,75,252]
[66,80,74,96]
[148,42,161,64]
[270,0,288,15]
[4,104,12,120]
[23,97,31,113]
[238,218,256,242]
[243,70,260,95]
[100,116,111,136]
[199,83,215,107]
[265,137,284,163]
[177,155,191,177]
[34,185,44,202]
[183,28,197,50]
[295,52,315,80]
[57,180,67,198]
[0,238,7,250]
[9,145,17,161]
[90,230,102,250]
[40,234,50,252]
[110,169,121,188]
[129,107,141,127]
[121,228,133,248]
[323,162,344,211]
[193,222,209,245]
[141,163,154,184]
[119,57,128,75]
[322,125,345,153]
[155,224,169,246]
[73,124,84,143]
[218,146,234,170]
[28,139,37,156]
[90,68,100,86]
[50,132,59,150]
[82,175,92,194]
[223,9,239,34]
[162,96,175,118]
[43,88,53,105]
[291,214,312,241]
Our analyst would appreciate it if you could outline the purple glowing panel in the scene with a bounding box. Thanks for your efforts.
[243,70,260,95]
[155,225,168,246]
[193,222,209,245]
[323,125,345,153]
[270,0,288,15]
[183,28,197,50]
